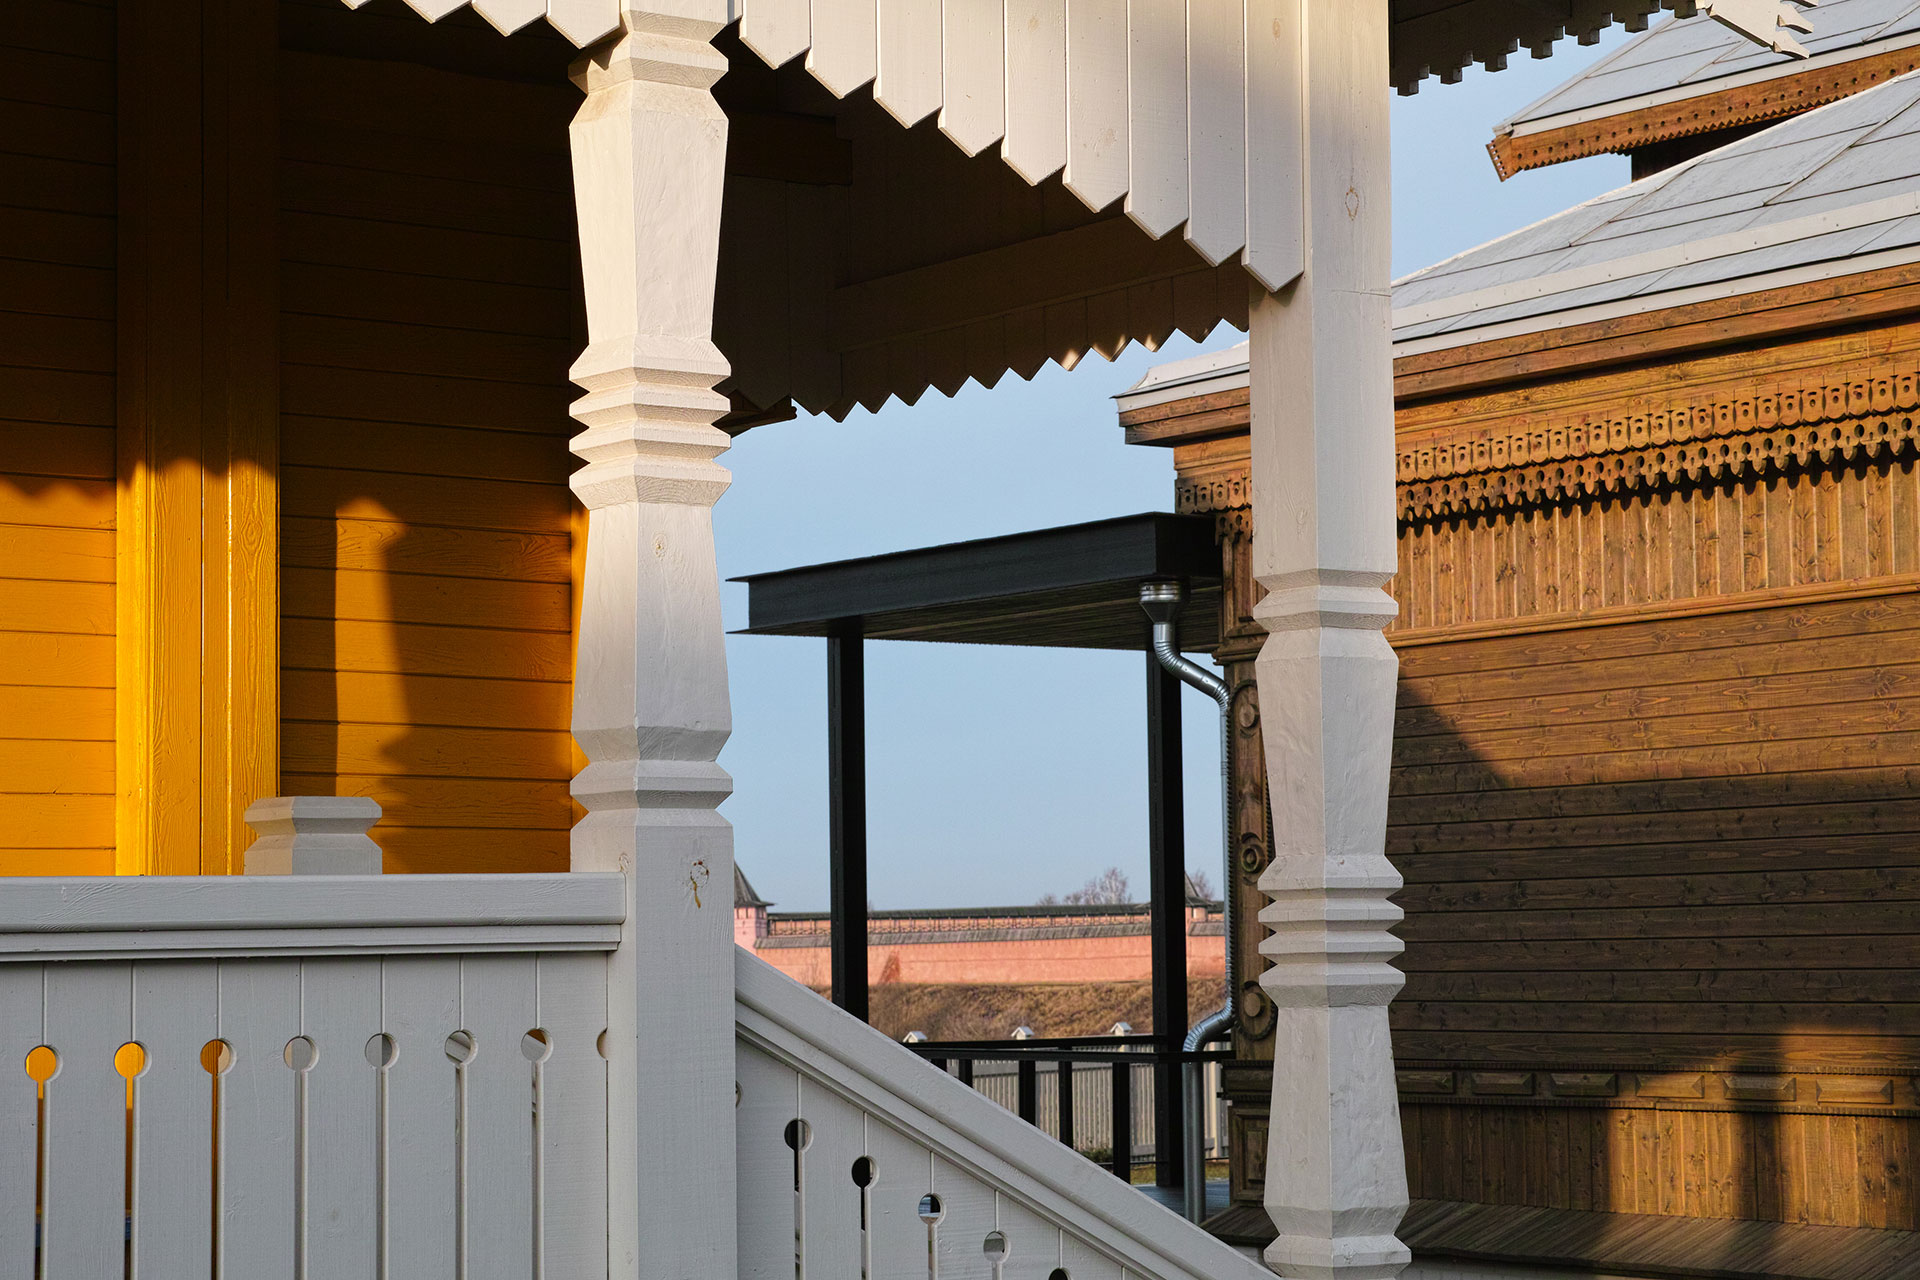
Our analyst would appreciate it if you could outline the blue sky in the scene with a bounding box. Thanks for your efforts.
[716,30,1636,912]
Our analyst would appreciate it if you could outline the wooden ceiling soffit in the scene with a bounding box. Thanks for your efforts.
[1489,43,1920,179]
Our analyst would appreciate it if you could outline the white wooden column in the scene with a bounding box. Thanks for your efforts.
[1246,1,1409,1278]
[566,11,738,1279]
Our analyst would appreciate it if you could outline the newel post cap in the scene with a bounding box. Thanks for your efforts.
[243,796,384,876]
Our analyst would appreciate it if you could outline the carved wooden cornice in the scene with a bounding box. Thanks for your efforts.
[1487,45,1920,179]
[1398,362,1920,519]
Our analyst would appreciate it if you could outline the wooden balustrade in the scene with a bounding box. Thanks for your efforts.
[0,873,618,1278]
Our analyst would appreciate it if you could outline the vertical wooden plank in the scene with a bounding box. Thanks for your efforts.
[1063,0,1128,212]
[863,1114,927,1270]
[0,967,40,1280]
[1003,0,1068,182]
[41,963,132,1277]
[217,958,300,1280]
[1242,0,1301,288]
[940,0,1006,155]
[931,1154,997,1278]
[808,0,878,96]
[383,956,460,1280]
[1716,485,1742,599]
[741,0,811,68]
[301,958,381,1279]
[1184,0,1244,264]
[1061,1231,1125,1280]
[1816,472,1843,584]
[1841,463,1870,580]
[876,0,942,125]
[1895,458,1918,576]
[130,960,218,1279]
[1123,0,1186,237]
[460,954,538,1280]
[736,1043,799,1279]
[797,1074,865,1278]
[534,953,607,1280]
[1645,491,1672,604]
[1867,458,1893,579]
[1693,487,1719,599]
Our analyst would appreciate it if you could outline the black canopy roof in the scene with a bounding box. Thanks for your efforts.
[731,513,1223,651]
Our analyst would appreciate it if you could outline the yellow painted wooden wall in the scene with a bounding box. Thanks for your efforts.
[275,0,586,873]
[0,0,117,875]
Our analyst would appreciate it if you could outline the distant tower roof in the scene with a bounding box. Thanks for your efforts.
[1490,0,1912,179]
[734,865,770,909]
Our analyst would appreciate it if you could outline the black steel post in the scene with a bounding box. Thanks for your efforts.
[828,627,869,1022]
[1057,1058,1075,1151]
[1110,1059,1133,1181]
[1145,646,1186,1188]
[1017,1059,1038,1125]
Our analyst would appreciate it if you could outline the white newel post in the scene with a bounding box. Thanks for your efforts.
[1248,1,1409,1278]
[566,11,739,1279]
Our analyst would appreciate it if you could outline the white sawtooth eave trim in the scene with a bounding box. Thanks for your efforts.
[1395,190,1920,330]
[1497,28,1920,141]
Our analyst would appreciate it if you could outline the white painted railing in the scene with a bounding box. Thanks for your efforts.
[736,952,1267,1280]
[0,873,621,1278]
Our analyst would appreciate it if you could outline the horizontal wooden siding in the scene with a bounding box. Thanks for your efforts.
[0,0,116,874]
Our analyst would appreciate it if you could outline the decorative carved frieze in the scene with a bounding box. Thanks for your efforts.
[1398,364,1920,519]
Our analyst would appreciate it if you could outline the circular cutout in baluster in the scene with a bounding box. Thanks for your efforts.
[783,1118,812,1153]
[114,1043,146,1080]
[365,1034,397,1070]
[283,1036,318,1072]
[201,1040,234,1076]
[23,1046,57,1084]
[917,1193,944,1225]
[850,1156,875,1188]
[1048,1270,1070,1280]
[982,1231,1009,1262]
[520,1029,551,1064]
[443,1030,475,1065]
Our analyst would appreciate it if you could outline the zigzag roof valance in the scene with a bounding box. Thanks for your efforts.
[339,0,1811,294]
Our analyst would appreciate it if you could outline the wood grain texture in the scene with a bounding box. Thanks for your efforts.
[278,40,584,875]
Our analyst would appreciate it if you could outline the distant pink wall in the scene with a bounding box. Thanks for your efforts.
[747,930,1226,988]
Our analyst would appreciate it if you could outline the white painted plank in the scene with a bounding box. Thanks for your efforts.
[218,959,300,1280]
[1242,0,1303,288]
[382,956,460,1280]
[471,0,546,34]
[0,967,39,1280]
[809,0,879,95]
[939,0,1006,154]
[1004,0,1069,182]
[1063,1230,1128,1280]
[742,0,812,69]
[876,0,943,124]
[40,963,131,1278]
[534,952,607,1280]
[1064,0,1129,211]
[1185,0,1246,264]
[543,0,622,46]
[735,1040,799,1280]
[301,958,382,1279]
[1123,0,1187,236]
[931,1154,998,1279]
[989,1196,1060,1277]
[460,954,538,1280]
[400,0,468,19]
[797,1073,865,1278]
[130,961,218,1279]
[862,1114,928,1272]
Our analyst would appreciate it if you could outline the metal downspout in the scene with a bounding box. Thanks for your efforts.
[1138,580,1234,1224]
